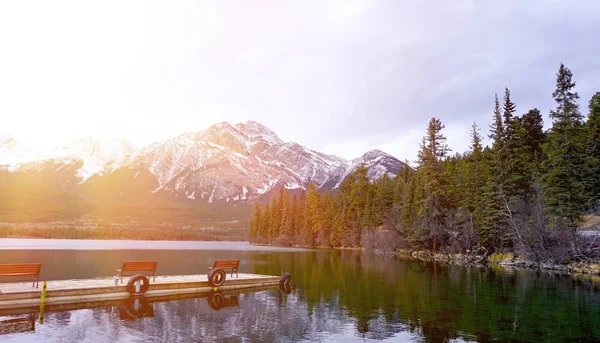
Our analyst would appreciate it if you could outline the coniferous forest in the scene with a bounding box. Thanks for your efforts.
[249,64,600,263]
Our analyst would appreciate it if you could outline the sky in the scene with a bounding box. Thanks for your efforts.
[1,1,599,162]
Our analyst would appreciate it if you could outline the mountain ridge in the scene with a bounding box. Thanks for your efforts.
[0,121,406,203]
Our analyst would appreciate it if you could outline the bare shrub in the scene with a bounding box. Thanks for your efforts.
[361,229,402,253]
[315,231,331,248]
[273,234,294,247]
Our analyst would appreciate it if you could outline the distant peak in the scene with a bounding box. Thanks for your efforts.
[235,121,281,141]
[358,149,396,161]
[210,121,235,130]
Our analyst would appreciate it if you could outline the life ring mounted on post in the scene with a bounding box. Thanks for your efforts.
[126,274,150,296]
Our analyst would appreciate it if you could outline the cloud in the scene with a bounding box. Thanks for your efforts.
[0,1,599,161]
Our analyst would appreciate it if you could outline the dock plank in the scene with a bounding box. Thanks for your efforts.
[0,273,276,295]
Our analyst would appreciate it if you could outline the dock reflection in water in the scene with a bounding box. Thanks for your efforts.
[0,285,287,342]
[1,246,599,342]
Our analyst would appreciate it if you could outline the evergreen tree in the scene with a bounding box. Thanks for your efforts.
[270,197,280,240]
[480,94,510,249]
[249,202,262,240]
[543,63,587,228]
[297,190,307,240]
[459,122,487,249]
[288,194,298,238]
[585,92,600,208]
[502,88,529,197]
[320,191,335,246]
[279,187,292,238]
[416,117,450,251]
[305,182,321,246]
[262,204,271,240]
[521,108,545,172]
[374,174,395,227]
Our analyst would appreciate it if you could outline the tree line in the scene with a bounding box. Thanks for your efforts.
[249,64,600,263]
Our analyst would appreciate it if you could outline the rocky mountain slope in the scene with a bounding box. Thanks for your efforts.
[1,121,405,204]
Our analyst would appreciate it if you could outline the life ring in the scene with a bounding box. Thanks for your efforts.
[208,268,226,287]
[208,292,226,310]
[279,272,291,293]
[121,296,150,319]
[126,274,150,295]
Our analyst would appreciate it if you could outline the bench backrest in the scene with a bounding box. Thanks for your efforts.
[0,263,41,275]
[121,261,157,272]
[213,260,240,269]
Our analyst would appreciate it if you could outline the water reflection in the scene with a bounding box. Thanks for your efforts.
[0,314,35,336]
[118,297,154,321]
[0,248,599,342]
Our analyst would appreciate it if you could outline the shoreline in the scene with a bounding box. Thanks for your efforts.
[251,241,600,277]
[397,249,600,276]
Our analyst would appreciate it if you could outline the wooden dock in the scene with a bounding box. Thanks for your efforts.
[0,273,282,312]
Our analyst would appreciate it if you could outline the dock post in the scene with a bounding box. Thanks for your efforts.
[38,281,47,324]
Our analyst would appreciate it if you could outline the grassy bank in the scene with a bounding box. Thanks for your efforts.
[0,226,248,241]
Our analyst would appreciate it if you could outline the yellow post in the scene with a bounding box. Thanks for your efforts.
[38,281,47,324]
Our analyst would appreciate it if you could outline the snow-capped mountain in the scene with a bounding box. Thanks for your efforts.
[0,135,46,168]
[52,137,139,180]
[0,121,406,203]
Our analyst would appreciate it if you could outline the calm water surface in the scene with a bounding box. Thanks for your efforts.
[0,239,599,343]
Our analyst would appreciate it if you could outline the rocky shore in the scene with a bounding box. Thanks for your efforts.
[397,250,600,276]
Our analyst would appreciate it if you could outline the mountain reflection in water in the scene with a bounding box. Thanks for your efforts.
[0,244,599,342]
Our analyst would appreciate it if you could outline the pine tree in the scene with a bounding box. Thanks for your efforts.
[459,122,487,249]
[502,88,529,197]
[320,191,335,246]
[287,194,297,238]
[297,190,307,240]
[262,204,271,240]
[249,202,262,240]
[521,108,545,173]
[543,63,587,228]
[279,188,292,238]
[270,197,279,240]
[585,92,600,208]
[480,94,510,249]
[416,117,450,251]
[374,174,395,227]
[305,183,321,247]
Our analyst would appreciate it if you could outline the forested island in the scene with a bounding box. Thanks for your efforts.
[249,64,600,268]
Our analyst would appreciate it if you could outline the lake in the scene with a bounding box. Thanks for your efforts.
[0,239,599,342]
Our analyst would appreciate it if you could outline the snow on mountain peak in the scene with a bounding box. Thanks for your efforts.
[1,121,406,201]
[52,137,140,181]
[0,135,46,166]
[356,149,395,162]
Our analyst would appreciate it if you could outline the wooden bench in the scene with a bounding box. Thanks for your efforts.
[0,263,42,288]
[116,261,157,284]
[208,260,240,278]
